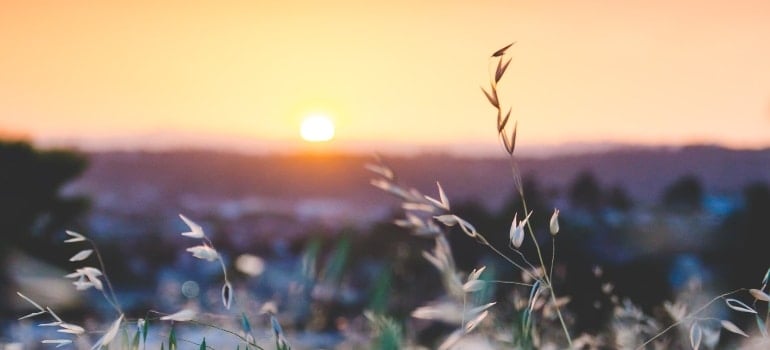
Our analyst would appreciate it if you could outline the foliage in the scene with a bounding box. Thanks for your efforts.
[0,140,88,256]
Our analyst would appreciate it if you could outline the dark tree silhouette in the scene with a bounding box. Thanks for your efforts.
[606,185,633,212]
[568,171,602,212]
[0,140,88,315]
[0,140,89,258]
[714,182,770,289]
[661,175,703,213]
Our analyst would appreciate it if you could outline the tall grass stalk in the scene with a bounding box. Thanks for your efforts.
[487,42,573,346]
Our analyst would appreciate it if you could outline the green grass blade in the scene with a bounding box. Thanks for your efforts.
[131,329,140,350]
[169,327,177,350]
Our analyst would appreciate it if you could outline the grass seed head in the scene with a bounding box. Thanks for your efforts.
[549,209,560,235]
[491,42,515,57]
[160,309,197,322]
[750,288,770,302]
[509,211,532,248]
[186,245,219,262]
[63,230,86,243]
[179,214,205,239]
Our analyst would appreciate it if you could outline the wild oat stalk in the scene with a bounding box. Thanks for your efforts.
[367,42,575,348]
[179,214,233,310]
[17,230,127,349]
[17,218,276,349]
[484,42,573,346]
[368,160,498,348]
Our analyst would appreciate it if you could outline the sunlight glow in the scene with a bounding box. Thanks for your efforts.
[300,114,335,142]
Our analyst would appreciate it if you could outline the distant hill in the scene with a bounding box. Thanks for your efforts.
[67,146,770,217]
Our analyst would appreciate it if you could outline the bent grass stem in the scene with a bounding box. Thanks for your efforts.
[88,238,123,315]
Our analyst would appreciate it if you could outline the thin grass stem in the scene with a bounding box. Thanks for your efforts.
[148,311,266,350]
[487,280,534,287]
[88,238,123,314]
[512,159,572,346]
[483,241,538,282]
[550,237,556,284]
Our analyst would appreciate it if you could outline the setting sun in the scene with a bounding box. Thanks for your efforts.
[300,114,335,142]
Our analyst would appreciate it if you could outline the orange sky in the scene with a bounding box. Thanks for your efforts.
[1,0,769,155]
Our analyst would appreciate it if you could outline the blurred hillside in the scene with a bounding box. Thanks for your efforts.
[70,145,770,224]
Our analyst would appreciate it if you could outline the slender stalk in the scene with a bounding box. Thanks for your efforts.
[203,235,233,310]
[506,238,541,273]
[487,280,535,287]
[147,311,265,350]
[548,283,572,346]
[518,189,547,280]
[550,237,556,284]
[513,162,572,346]
[190,320,263,349]
[462,293,467,327]
[203,236,230,283]
[487,47,573,345]
[88,238,123,314]
[483,240,539,282]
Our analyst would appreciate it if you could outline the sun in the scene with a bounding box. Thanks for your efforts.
[300,114,335,142]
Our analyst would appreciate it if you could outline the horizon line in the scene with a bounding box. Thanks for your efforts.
[17,138,770,159]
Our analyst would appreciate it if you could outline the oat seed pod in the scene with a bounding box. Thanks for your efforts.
[549,209,560,235]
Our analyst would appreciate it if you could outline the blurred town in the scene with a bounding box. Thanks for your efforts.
[2,141,769,345]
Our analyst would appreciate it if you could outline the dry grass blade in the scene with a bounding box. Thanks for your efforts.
[501,130,512,154]
[495,57,512,83]
[725,298,757,314]
[436,182,450,210]
[17,292,45,311]
[496,109,502,132]
[508,120,518,155]
[424,182,451,211]
[497,108,511,133]
[160,309,197,322]
[750,288,770,302]
[69,249,93,262]
[481,86,499,108]
[690,323,702,350]
[464,310,489,332]
[64,230,86,243]
[364,163,394,180]
[18,310,46,320]
[492,41,515,57]
[437,329,463,350]
[42,340,72,347]
[179,214,205,239]
[92,314,124,350]
[720,320,749,337]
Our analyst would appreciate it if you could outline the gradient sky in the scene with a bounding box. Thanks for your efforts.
[1,0,769,155]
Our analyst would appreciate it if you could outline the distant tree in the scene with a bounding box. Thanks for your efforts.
[606,185,633,211]
[0,140,89,259]
[715,182,770,288]
[568,171,602,211]
[661,175,702,212]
